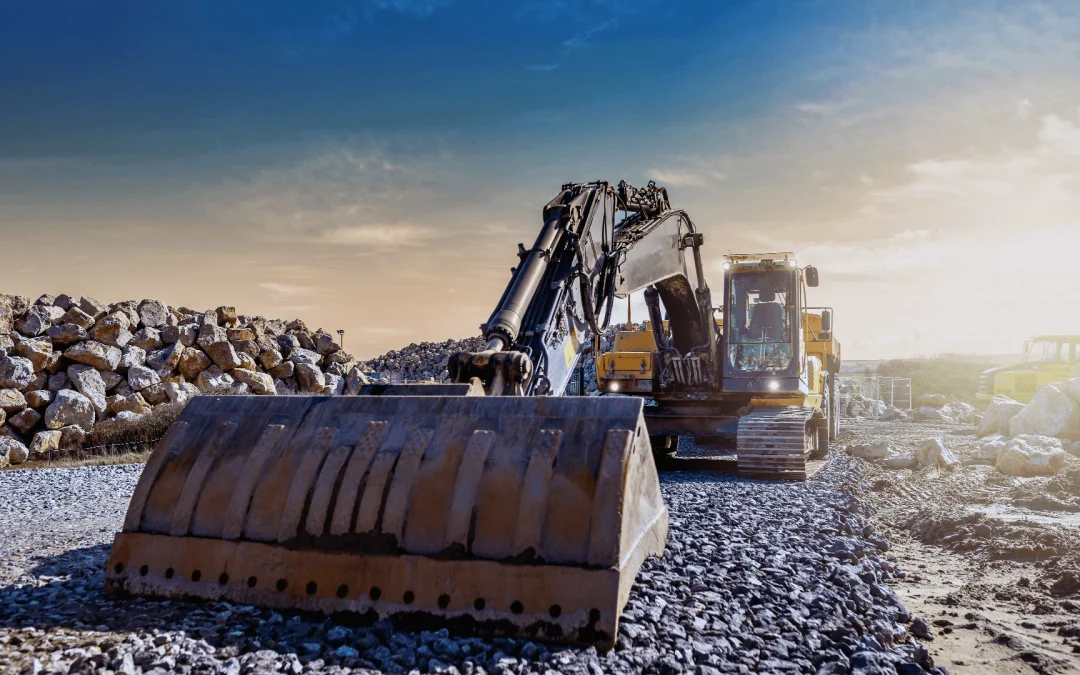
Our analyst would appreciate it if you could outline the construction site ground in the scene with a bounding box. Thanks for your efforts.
[3,417,1080,673]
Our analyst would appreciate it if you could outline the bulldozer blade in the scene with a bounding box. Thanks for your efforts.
[104,394,668,648]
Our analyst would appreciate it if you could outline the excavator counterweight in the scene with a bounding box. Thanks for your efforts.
[105,393,668,648]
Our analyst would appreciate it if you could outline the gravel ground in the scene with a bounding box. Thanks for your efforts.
[840,418,1080,673]
[0,448,944,674]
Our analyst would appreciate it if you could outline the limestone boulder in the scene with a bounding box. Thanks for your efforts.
[126,364,161,392]
[259,349,283,370]
[8,408,42,434]
[99,369,123,392]
[60,306,96,329]
[231,368,274,395]
[195,366,234,393]
[146,343,185,374]
[996,435,1066,477]
[0,436,29,466]
[847,440,893,461]
[119,345,146,372]
[216,306,238,327]
[918,393,948,409]
[315,331,341,356]
[197,324,228,351]
[29,430,61,459]
[227,327,256,343]
[45,390,96,432]
[916,406,953,423]
[0,386,24,412]
[90,313,133,348]
[67,365,108,418]
[915,438,960,469]
[296,362,325,392]
[15,305,56,336]
[165,381,200,404]
[269,361,295,380]
[130,327,162,351]
[65,341,122,371]
[325,361,349,377]
[205,340,243,371]
[13,338,52,372]
[137,299,170,328]
[179,348,212,381]
[109,393,152,416]
[277,333,300,356]
[324,373,345,396]
[289,348,321,367]
[1009,383,1080,439]
[0,355,34,390]
[977,395,1025,437]
[77,296,108,321]
[58,425,87,450]
[344,365,372,395]
[24,390,51,409]
[47,372,68,392]
[47,323,88,345]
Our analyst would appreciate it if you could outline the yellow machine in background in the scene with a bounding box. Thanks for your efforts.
[597,253,842,479]
[978,335,1080,404]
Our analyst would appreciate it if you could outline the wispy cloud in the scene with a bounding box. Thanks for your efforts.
[646,157,729,187]
[562,18,617,51]
[221,135,460,248]
[321,224,436,246]
[526,64,559,72]
[259,282,316,296]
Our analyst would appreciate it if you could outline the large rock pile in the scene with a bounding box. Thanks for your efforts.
[971,383,1080,477]
[360,337,486,382]
[0,293,373,466]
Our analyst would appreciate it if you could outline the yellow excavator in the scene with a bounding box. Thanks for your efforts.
[104,180,837,650]
[977,335,1080,404]
[597,252,841,479]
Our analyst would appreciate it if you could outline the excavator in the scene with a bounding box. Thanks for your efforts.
[104,180,838,650]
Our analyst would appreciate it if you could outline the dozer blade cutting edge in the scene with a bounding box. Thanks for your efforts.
[104,394,668,648]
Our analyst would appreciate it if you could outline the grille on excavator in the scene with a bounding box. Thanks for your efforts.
[104,394,668,648]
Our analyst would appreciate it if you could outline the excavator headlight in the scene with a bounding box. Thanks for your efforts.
[722,262,731,271]
[787,259,797,267]
[767,380,780,391]
[608,380,620,392]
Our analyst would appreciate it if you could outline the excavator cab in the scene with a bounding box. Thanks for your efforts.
[721,254,801,392]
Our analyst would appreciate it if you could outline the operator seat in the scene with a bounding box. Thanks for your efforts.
[748,302,786,341]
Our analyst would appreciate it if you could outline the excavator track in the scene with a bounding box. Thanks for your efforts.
[736,407,818,481]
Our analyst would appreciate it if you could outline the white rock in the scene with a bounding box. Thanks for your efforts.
[146,343,185,374]
[0,355,34,390]
[204,340,243,371]
[126,364,161,391]
[289,348,322,366]
[44,389,96,432]
[67,364,108,419]
[916,406,953,423]
[919,393,948,409]
[0,389,27,414]
[973,435,1008,461]
[165,381,200,404]
[996,435,1066,477]
[64,341,122,371]
[915,438,960,469]
[137,299,170,328]
[1009,383,1080,438]
[230,368,274,395]
[324,373,345,396]
[977,395,1025,437]
[195,366,234,393]
[119,345,147,371]
[0,436,29,465]
[29,430,61,459]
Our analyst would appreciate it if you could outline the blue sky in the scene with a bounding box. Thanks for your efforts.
[2,1,1080,358]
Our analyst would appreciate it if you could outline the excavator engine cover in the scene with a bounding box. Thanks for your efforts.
[104,394,668,648]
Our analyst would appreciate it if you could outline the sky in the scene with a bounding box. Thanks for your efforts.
[2,0,1079,360]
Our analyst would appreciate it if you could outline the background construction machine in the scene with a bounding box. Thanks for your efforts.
[597,253,841,479]
[977,335,1080,404]
[105,179,837,649]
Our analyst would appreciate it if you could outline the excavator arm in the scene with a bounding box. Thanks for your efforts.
[450,180,715,396]
[105,180,689,650]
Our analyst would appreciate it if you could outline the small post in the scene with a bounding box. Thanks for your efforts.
[337,329,345,349]
[627,294,632,329]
